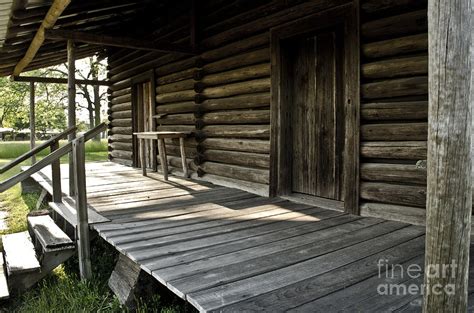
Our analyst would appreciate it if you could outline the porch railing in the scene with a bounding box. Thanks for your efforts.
[0,122,107,280]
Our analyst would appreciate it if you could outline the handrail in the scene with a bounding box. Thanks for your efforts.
[0,123,107,193]
[0,142,72,192]
[0,126,77,174]
[83,122,107,141]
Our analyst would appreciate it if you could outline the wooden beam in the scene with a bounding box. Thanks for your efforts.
[29,82,35,164]
[12,0,71,76]
[72,136,92,280]
[12,75,111,86]
[45,29,195,55]
[67,40,76,197]
[424,0,472,311]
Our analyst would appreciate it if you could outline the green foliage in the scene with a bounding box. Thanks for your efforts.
[0,77,29,128]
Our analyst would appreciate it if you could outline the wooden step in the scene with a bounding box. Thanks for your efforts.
[28,214,74,253]
[2,232,40,275]
[0,253,9,300]
[49,198,109,228]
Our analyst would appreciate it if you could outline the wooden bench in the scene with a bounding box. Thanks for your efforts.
[133,131,190,180]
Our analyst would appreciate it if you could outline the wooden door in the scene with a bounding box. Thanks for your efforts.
[288,30,344,200]
[133,81,155,168]
[270,5,359,213]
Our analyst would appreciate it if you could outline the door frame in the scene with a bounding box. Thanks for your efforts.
[131,70,157,170]
[269,3,360,214]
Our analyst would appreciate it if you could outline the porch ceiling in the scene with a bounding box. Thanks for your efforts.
[0,0,167,77]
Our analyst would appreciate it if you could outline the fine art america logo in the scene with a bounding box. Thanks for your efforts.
[377,259,457,296]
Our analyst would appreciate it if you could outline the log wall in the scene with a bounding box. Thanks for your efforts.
[107,0,354,196]
[359,0,428,224]
[107,0,431,223]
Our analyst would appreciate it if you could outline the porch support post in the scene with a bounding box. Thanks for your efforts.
[67,40,76,196]
[29,81,35,164]
[424,0,472,311]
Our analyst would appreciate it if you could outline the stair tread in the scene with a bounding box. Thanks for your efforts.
[0,253,9,299]
[28,215,74,252]
[2,232,40,275]
[49,198,108,228]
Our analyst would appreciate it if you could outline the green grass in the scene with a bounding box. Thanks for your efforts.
[0,139,108,159]
[0,142,190,312]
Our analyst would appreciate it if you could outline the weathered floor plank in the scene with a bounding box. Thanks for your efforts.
[31,162,474,312]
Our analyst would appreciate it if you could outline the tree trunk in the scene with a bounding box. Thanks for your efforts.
[423,0,472,311]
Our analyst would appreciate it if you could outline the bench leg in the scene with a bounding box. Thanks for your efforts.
[140,139,147,176]
[158,139,168,180]
[179,137,189,178]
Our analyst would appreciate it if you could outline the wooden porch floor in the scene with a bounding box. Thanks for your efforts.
[31,162,474,312]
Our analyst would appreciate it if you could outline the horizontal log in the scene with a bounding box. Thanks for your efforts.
[360,182,426,207]
[203,48,269,75]
[157,113,196,125]
[109,142,133,151]
[362,55,427,79]
[361,123,427,141]
[157,78,194,94]
[157,68,194,86]
[111,157,133,167]
[110,149,133,159]
[156,89,195,104]
[108,134,133,143]
[111,94,131,105]
[111,118,132,127]
[110,102,131,112]
[111,127,132,135]
[203,149,270,169]
[164,137,197,148]
[200,63,270,87]
[109,78,132,92]
[111,87,131,98]
[156,101,198,114]
[201,138,269,154]
[155,56,200,77]
[200,161,269,184]
[202,77,270,99]
[163,145,197,158]
[202,125,270,139]
[361,76,428,99]
[201,92,270,111]
[161,156,198,172]
[201,33,269,63]
[361,10,427,40]
[360,163,426,185]
[361,101,428,120]
[362,33,427,59]
[203,110,270,124]
[157,125,196,133]
[360,202,425,226]
[111,110,132,119]
[361,141,427,160]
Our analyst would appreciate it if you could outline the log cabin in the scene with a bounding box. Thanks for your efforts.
[0,0,471,311]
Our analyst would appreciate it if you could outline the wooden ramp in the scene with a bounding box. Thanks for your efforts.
[31,162,474,312]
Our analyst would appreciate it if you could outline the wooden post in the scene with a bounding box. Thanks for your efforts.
[424,0,472,311]
[157,138,168,180]
[179,137,189,178]
[67,40,76,197]
[50,140,62,203]
[29,81,35,164]
[72,136,92,280]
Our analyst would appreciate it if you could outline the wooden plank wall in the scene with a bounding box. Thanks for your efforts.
[358,0,429,224]
[107,0,432,224]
